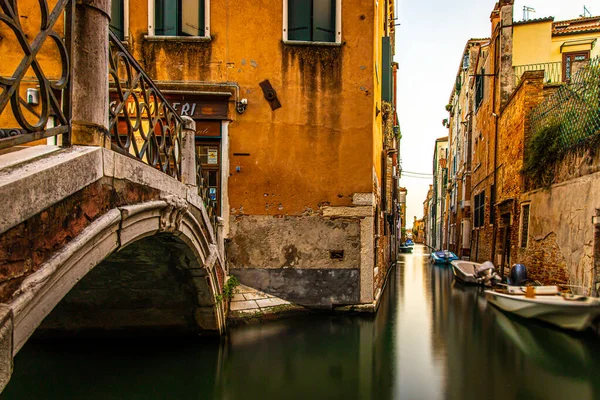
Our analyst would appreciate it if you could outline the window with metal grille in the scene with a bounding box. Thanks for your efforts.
[155,0,205,36]
[520,204,530,248]
[287,0,337,43]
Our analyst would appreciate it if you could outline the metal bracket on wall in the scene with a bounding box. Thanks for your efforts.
[259,80,282,110]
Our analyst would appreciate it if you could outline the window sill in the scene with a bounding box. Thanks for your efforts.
[144,35,212,43]
[282,40,342,47]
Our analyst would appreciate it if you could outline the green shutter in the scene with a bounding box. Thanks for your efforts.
[181,0,204,36]
[313,0,336,42]
[155,0,178,36]
[110,0,124,40]
[382,36,392,102]
[288,0,311,41]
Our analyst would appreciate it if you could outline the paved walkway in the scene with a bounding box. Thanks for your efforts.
[228,284,305,320]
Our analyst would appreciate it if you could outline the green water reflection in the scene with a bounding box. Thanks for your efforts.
[2,245,599,399]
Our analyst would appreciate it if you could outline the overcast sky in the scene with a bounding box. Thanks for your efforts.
[395,0,597,228]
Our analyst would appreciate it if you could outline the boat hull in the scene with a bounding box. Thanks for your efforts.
[485,291,600,331]
[431,251,458,264]
[451,260,498,286]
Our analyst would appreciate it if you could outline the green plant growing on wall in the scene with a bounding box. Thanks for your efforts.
[215,275,240,304]
[522,120,563,188]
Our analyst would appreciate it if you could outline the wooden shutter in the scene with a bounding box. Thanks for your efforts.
[382,36,392,102]
[155,0,178,35]
[288,0,311,41]
[181,0,204,36]
[313,0,336,42]
[475,68,484,110]
[110,0,125,40]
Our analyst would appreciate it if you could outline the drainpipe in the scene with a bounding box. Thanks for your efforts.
[594,210,600,297]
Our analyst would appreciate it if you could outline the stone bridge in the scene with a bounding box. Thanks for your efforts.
[0,136,228,387]
[0,0,228,390]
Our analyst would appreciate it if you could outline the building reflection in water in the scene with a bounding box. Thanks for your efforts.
[3,244,600,400]
[216,269,397,400]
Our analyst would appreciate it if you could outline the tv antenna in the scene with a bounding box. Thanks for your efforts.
[523,6,536,21]
[580,5,592,18]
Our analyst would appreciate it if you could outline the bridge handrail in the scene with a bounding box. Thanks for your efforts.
[108,30,183,181]
[0,0,73,149]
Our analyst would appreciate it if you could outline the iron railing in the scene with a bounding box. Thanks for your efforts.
[514,61,562,87]
[196,155,218,233]
[108,31,182,180]
[0,0,73,149]
[529,56,600,149]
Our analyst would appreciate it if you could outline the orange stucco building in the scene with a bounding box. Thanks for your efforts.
[122,0,401,308]
[1,0,401,309]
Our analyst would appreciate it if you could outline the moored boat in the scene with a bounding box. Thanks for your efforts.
[431,250,458,264]
[485,289,600,331]
[451,260,500,286]
[399,244,413,253]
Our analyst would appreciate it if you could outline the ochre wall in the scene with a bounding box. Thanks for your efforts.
[127,0,377,216]
[513,20,600,67]
[0,0,67,131]
[512,21,552,66]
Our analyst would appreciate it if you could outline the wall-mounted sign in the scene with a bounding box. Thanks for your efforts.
[108,92,229,120]
[164,94,229,120]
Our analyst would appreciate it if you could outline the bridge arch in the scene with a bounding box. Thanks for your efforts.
[9,198,225,354]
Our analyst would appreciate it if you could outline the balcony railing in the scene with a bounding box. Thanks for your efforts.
[514,62,562,86]
[0,0,74,149]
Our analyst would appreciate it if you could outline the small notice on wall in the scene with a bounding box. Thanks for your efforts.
[208,149,218,164]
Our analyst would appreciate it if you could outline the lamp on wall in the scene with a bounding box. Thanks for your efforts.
[236,98,248,114]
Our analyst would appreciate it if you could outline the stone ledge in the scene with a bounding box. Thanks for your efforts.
[321,205,374,218]
[352,193,375,206]
[0,146,103,235]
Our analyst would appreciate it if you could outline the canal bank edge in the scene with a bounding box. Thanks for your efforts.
[227,260,398,325]
[333,260,398,313]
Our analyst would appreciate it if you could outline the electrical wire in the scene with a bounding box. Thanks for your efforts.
[401,170,433,176]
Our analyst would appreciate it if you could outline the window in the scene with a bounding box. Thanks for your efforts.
[474,191,485,228]
[562,51,589,82]
[152,0,209,37]
[382,36,392,101]
[489,184,495,224]
[520,204,530,248]
[285,0,341,43]
[475,68,484,111]
[110,0,125,40]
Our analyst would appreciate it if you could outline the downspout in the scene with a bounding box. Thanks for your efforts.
[490,32,500,266]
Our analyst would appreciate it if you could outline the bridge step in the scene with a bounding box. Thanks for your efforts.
[228,285,307,323]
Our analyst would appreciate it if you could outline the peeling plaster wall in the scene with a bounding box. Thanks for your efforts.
[227,215,360,270]
[225,211,379,307]
[520,171,600,293]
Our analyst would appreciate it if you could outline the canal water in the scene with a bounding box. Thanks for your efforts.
[2,244,600,399]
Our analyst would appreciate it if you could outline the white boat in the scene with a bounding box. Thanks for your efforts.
[485,290,600,331]
[450,260,500,286]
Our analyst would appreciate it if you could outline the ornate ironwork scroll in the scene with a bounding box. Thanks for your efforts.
[0,0,73,149]
[108,31,182,181]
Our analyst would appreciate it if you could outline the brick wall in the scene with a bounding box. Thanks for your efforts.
[0,179,161,302]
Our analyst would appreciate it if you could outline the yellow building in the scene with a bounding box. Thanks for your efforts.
[513,15,600,84]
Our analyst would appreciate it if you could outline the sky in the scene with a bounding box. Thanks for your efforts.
[395,0,597,228]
